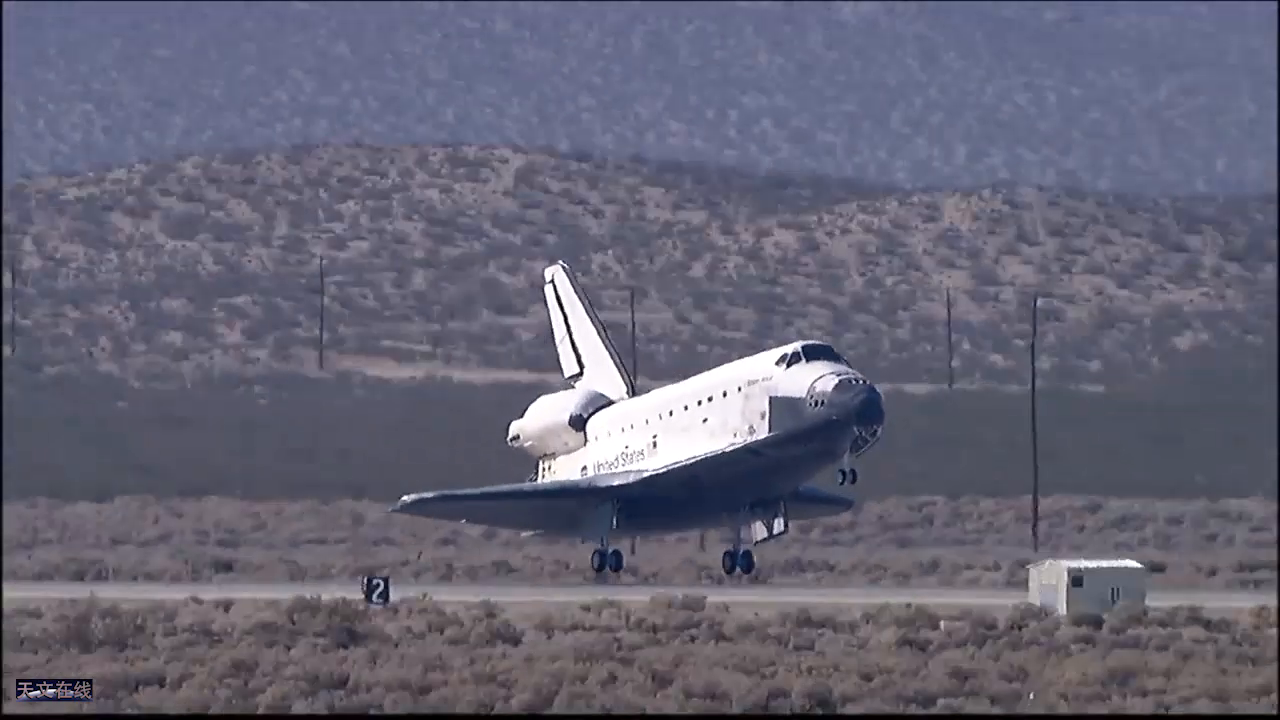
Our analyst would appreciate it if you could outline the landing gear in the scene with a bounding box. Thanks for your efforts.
[585,500,626,575]
[721,548,756,576]
[836,445,858,487]
[720,516,757,576]
[719,501,789,576]
[590,545,625,574]
[837,447,858,487]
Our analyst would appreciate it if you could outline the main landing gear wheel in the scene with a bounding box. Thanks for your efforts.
[721,549,737,575]
[590,547,625,574]
[721,548,756,576]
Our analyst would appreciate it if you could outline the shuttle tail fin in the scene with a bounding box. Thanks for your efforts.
[542,261,635,402]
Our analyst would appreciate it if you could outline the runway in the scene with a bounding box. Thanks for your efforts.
[3,582,1273,611]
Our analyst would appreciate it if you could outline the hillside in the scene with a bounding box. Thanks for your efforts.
[4,3,1274,193]
[2,144,1276,391]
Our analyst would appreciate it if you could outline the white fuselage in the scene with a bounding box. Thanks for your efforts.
[534,341,870,485]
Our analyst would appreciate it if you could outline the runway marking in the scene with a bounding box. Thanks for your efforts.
[2,582,1273,610]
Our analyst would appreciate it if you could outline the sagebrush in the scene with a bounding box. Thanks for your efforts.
[5,496,1274,590]
[3,597,1275,713]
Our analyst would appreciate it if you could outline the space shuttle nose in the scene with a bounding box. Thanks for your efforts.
[853,384,885,428]
[828,377,885,428]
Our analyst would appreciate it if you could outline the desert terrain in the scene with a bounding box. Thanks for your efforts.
[3,3,1276,714]
[3,596,1276,713]
[4,496,1274,592]
[1,144,1275,596]
[2,144,1275,390]
[3,142,1273,512]
[1,143,1274,587]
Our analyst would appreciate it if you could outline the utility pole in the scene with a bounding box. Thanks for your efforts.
[1027,187,1046,555]
[8,256,17,357]
[1030,292,1040,554]
[945,286,954,389]
[318,256,326,371]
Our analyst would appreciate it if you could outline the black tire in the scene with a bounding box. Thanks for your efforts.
[607,548,625,573]
[721,549,738,575]
[590,548,607,573]
[738,549,756,576]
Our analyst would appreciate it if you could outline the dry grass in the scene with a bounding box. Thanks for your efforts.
[4,496,1274,590]
[3,144,1275,390]
[3,596,1276,713]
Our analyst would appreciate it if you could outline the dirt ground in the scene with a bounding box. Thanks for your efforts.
[3,495,1274,590]
[2,596,1275,713]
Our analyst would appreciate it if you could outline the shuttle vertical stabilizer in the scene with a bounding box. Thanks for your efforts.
[542,261,635,402]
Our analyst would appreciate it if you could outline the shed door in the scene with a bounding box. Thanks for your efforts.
[1037,582,1056,609]
[1109,586,1122,606]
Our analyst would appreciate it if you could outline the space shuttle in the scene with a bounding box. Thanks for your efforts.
[393,261,885,577]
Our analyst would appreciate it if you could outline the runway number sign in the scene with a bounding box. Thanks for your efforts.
[361,575,390,606]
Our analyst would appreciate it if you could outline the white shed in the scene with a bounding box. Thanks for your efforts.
[1027,558,1148,616]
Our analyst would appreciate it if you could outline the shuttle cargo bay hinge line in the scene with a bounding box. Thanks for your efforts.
[393,260,886,579]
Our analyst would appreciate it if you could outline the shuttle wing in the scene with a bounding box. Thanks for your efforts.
[391,416,852,533]
[390,475,627,532]
[542,261,635,402]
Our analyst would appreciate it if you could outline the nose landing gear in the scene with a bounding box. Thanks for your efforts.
[837,466,858,486]
[836,446,858,487]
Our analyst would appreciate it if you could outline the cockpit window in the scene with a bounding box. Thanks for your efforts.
[775,351,802,369]
[799,343,851,367]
